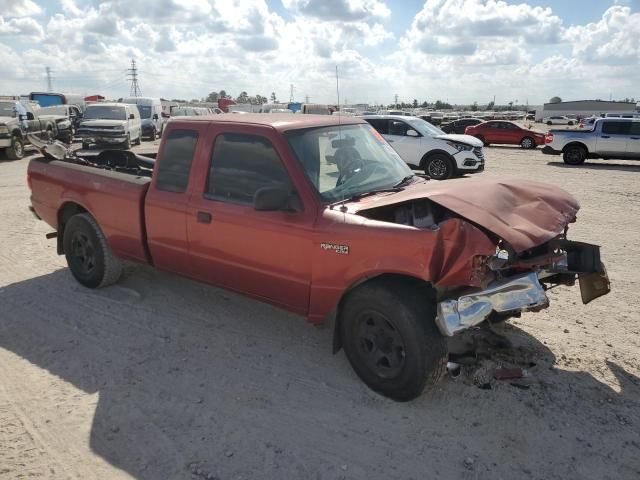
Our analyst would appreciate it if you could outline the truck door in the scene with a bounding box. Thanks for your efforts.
[627,122,640,158]
[595,120,631,156]
[383,119,423,166]
[145,125,205,275]
[186,128,313,314]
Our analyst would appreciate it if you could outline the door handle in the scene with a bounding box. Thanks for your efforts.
[601,135,610,139]
[196,211,212,224]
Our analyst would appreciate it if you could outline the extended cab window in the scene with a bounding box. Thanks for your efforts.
[206,133,290,204]
[155,129,198,193]
[602,121,631,135]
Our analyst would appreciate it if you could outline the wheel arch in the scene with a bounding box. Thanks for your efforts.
[562,141,589,155]
[331,273,435,354]
[419,149,455,169]
[57,202,89,254]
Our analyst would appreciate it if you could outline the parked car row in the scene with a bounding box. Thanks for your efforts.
[0,98,68,159]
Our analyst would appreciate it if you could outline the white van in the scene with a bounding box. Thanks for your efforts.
[121,97,165,140]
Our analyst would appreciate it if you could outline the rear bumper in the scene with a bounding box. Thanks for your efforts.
[436,272,548,336]
[542,145,561,155]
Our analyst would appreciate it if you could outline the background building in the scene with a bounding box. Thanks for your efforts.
[536,100,638,121]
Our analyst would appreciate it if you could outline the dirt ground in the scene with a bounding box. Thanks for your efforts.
[1,139,639,480]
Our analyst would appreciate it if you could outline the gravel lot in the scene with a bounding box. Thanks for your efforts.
[1,138,639,480]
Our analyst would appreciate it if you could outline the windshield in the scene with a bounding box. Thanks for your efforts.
[0,102,16,117]
[287,124,413,203]
[407,118,445,136]
[40,106,66,115]
[138,105,152,118]
[83,106,126,120]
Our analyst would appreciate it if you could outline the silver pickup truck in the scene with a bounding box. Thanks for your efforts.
[542,117,640,165]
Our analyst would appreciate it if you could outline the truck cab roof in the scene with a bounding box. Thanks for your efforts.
[166,113,366,132]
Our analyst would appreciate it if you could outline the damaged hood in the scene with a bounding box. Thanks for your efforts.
[349,177,580,253]
[434,133,483,147]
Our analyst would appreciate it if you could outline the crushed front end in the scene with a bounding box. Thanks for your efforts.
[435,235,610,336]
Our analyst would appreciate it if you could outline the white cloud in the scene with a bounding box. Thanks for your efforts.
[282,0,390,21]
[0,1,637,105]
[0,0,42,17]
[0,15,44,39]
[564,5,640,64]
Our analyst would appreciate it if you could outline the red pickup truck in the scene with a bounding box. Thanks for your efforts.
[27,115,610,401]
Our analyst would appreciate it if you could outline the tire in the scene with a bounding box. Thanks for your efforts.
[81,141,90,150]
[563,145,587,165]
[123,134,131,149]
[547,121,552,126]
[340,278,447,401]
[568,121,574,126]
[5,134,24,160]
[520,136,535,149]
[135,133,141,145]
[424,154,454,180]
[63,213,122,289]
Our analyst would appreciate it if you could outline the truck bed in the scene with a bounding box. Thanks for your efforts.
[29,157,151,263]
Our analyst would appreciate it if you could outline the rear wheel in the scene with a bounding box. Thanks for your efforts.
[340,279,447,401]
[424,154,455,180]
[563,145,587,165]
[5,134,24,160]
[520,136,535,149]
[63,213,122,288]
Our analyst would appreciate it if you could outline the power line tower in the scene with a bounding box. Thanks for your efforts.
[45,66,53,92]
[127,59,141,97]
[289,84,295,102]
[304,95,310,103]
[394,93,398,109]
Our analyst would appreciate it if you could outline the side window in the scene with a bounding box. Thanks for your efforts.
[366,119,388,134]
[602,121,631,135]
[388,120,409,136]
[486,122,498,129]
[206,133,290,204]
[155,129,198,193]
[630,123,640,135]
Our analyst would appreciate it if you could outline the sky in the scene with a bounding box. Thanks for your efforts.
[0,0,639,106]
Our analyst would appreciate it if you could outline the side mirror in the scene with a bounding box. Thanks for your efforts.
[153,113,159,120]
[406,129,419,137]
[129,113,135,120]
[254,186,301,212]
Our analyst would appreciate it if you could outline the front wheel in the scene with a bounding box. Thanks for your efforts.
[425,154,454,180]
[63,213,122,288]
[5,134,24,159]
[547,121,553,126]
[340,279,447,401]
[123,134,131,149]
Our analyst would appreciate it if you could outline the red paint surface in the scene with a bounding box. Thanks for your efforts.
[28,115,580,324]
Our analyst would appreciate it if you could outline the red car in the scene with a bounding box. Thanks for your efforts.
[465,120,545,149]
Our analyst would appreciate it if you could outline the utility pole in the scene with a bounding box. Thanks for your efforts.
[45,66,53,92]
[127,59,141,97]
[394,93,398,109]
[305,95,310,103]
[289,84,294,103]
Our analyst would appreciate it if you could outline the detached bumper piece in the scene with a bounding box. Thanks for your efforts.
[436,272,548,336]
[560,240,610,304]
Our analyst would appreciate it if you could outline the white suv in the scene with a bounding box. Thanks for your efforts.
[363,115,485,180]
